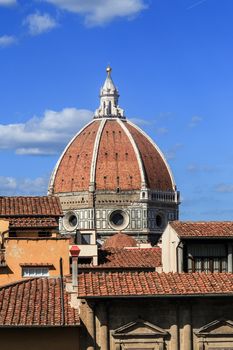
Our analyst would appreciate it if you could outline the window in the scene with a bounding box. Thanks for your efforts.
[109,210,129,230]
[63,211,78,231]
[111,212,124,225]
[81,234,91,245]
[156,214,163,227]
[188,256,227,273]
[22,267,49,277]
[187,243,228,273]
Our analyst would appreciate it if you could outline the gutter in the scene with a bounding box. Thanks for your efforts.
[0,324,80,329]
[179,236,233,240]
[59,257,65,326]
[79,293,233,300]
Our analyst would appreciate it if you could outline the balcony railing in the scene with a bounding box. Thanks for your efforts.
[150,190,180,203]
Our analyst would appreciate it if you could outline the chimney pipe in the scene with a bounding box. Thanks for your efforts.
[70,245,80,291]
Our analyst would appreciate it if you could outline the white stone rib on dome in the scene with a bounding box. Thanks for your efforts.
[117,118,147,190]
[127,120,177,191]
[89,118,107,192]
[47,119,95,195]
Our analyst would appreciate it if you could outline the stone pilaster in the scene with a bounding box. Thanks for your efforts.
[97,303,109,350]
[170,303,179,350]
[182,304,192,350]
[86,302,95,350]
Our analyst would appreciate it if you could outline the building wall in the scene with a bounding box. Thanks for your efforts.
[161,224,180,272]
[0,237,70,285]
[0,327,80,350]
[79,297,233,350]
[58,191,178,244]
[0,219,9,239]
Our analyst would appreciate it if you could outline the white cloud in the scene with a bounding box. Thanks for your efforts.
[156,127,168,135]
[165,143,183,160]
[44,0,147,26]
[189,115,202,128]
[0,107,93,155]
[187,164,217,173]
[129,117,151,126]
[0,0,16,6]
[0,176,49,195]
[0,35,17,47]
[215,183,233,193]
[0,176,17,190]
[24,12,58,35]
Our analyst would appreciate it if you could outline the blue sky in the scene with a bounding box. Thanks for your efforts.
[0,0,233,221]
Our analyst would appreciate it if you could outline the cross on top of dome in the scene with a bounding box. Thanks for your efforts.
[94,66,125,119]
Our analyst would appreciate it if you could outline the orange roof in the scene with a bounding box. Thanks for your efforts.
[5,216,58,228]
[79,247,161,269]
[0,278,79,327]
[103,232,137,249]
[51,119,174,193]
[170,221,233,238]
[78,271,233,298]
[0,196,62,217]
[98,247,161,268]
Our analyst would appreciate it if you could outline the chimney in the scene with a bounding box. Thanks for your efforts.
[70,245,80,291]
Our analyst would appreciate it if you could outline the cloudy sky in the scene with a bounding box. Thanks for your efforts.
[0,0,233,220]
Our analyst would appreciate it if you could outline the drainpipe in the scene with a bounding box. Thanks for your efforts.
[59,257,65,326]
[70,245,81,292]
[176,241,183,273]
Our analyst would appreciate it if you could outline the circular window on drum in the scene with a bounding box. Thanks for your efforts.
[63,211,78,232]
[109,210,129,230]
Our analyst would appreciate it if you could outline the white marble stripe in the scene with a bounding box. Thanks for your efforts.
[89,118,107,191]
[47,119,95,195]
[127,120,177,190]
[117,118,147,190]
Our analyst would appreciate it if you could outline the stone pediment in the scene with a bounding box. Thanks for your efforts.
[112,319,168,339]
[196,319,233,337]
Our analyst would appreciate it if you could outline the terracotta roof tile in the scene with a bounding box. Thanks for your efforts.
[95,120,141,191]
[170,221,233,238]
[51,119,174,193]
[83,248,161,269]
[6,216,59,228]
[0,278,79,327]
[78,271,233,297]
[53,121,100,193]
[0,196,62,217]
[103,233,137,249]
[125,123,173,190]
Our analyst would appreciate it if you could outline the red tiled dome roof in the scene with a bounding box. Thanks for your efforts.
[49,119,175,193]
[103,232,137,249]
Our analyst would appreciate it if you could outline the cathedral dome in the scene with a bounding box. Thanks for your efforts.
[49,67,179,242]
[48,68,175,195]
[103,232,137,249]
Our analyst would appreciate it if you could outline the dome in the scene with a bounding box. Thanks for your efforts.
[103,232,137,249]
[48,67,179,244]
[49,65,175,195]
[49,118,175,193]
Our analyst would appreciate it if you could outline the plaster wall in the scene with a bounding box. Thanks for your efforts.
[161,224,180,272]
[0,238,70,285]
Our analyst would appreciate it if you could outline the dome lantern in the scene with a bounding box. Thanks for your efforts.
[94,66,125,119]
